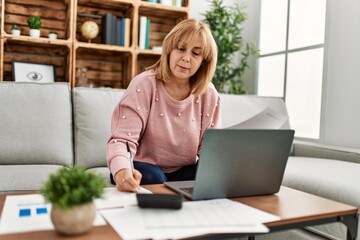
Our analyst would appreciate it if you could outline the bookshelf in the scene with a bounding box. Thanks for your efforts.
[0,0,189,88]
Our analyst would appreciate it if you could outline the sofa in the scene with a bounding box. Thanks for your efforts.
[0,82,359,240]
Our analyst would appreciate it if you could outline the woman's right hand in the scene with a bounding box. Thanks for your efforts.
[114,168,142,192]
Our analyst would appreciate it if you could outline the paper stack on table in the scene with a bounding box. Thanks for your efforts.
[95,186,151,209]
[100,198,280,240]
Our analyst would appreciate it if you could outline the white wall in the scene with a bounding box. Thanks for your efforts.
[321,0,360,148]
[190,0,360,148]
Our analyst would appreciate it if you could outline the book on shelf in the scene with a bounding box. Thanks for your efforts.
[160,0,172,6]
[120,18,126,46]
[115,18,123,46]
[101,13,117,45]
[101,13,113,44]
[102,13,131,47]
[111,15,117,45]
[139,16,147,50]
[152,46,162,52]
[160,0,181,6]
[173,0,182,6]
[124,18,131,47]
[118,17,131,47]
[145,18,151,49]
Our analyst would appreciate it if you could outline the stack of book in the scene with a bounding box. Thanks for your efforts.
[138,16,151,50]
[101,13,131,47]
[145,0,182,7]
[162,0,182,6]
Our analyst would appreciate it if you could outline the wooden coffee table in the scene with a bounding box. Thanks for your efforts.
[0,185,358,240]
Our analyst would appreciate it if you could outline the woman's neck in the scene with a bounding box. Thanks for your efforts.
[163,80,192,101]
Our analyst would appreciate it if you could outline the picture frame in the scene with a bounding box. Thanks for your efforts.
[12,61,55,83]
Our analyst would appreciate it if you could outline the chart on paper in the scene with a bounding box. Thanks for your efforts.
[0,194,53,234]
[0,194,106,235]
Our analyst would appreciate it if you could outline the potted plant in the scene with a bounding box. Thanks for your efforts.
[41,166,106,235]
[27,15,41,38]
[11,24,21,36]
[48,31,57,40]
[202,0,259,94]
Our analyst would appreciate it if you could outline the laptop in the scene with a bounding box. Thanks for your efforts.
[164,129,295,200]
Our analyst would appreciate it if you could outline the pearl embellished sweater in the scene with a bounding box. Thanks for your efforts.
[106,70,222,176]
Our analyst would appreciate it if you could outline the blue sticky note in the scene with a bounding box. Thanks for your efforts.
[36,207,48,215]
[19,208,31,217]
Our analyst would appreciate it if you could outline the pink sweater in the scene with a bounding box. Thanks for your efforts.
[107,70,222,176]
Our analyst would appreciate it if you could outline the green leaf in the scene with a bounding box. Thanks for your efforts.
[41,166,106,210]
[202,0,259,94]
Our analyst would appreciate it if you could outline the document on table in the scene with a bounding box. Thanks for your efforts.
[0,187,150,235]
[0,194,106,235]
[100,198,280,240]
[227,106,289,130]
[94,186,151,209]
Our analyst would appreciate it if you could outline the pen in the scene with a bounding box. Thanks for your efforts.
[126,141,135,174]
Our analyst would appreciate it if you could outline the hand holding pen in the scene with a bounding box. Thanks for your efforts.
[114,142,142,192]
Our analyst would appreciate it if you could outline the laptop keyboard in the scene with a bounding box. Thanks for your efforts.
[179,187,194,195]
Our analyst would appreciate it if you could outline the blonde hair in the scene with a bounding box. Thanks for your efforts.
[147,18,218,96]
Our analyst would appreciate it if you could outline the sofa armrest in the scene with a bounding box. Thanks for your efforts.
[292,139,360,164]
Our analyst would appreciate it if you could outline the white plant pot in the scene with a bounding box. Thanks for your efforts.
[51,201,96,235]
[29,29,41,38]
[11,29,21,36]
[48,33,57,40]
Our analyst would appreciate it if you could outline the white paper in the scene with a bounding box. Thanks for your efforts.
[227,106,289,129]
[0,194,106,235]
[94,186,152,209]
[100,198,279,240]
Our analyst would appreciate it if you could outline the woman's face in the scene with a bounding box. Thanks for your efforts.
[169,35,204,83]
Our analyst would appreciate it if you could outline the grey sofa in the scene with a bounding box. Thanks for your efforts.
[0,82,124,190]
[0,82,359,240]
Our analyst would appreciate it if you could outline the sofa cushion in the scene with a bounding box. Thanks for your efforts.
[283,156,360,240]
[255,228,330,240]
[0,82,73,166]
[86,167,112,187]
[0,165,64,192]
[72,87,125,169]
[219,94,290,129]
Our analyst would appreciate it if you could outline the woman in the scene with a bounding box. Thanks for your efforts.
[107,18,221,192]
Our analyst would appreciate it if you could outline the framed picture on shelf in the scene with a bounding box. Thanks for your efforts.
[12,61,55,83]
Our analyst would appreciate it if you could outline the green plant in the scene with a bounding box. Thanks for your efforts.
[27,16,41,29]
[12,24,20,30]
[202,0,259,94]
[41,166,106,210]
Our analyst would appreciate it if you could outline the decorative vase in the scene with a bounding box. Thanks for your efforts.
[29,29,41,38]
[11,29,21,36]
[48,33,57,40]
[50,201,96,235]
